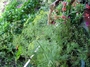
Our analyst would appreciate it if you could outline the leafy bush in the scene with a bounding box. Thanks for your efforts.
[0,0,41,35]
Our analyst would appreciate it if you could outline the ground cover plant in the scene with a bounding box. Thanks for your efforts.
[0,0,90,67]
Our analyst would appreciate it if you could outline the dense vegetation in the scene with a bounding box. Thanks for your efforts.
[0,0,90,67]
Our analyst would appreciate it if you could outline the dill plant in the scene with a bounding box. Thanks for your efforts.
[13,8,90,67]
[19,2,90,67]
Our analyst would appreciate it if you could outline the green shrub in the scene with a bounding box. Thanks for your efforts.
[13,9,90,67]
[0,0,41,66]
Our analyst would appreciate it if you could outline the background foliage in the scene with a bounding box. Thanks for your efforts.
[0,0,90,67]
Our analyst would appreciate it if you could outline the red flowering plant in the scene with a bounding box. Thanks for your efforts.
[49,1,90,66]
[54,1,85,25]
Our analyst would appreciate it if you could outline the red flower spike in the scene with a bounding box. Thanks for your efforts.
[62,7,66,12]
[83,9,90,26]
[61,15,67,20]
[86,4,90,9]
[85,13,89,17]
[62,2,67,7]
